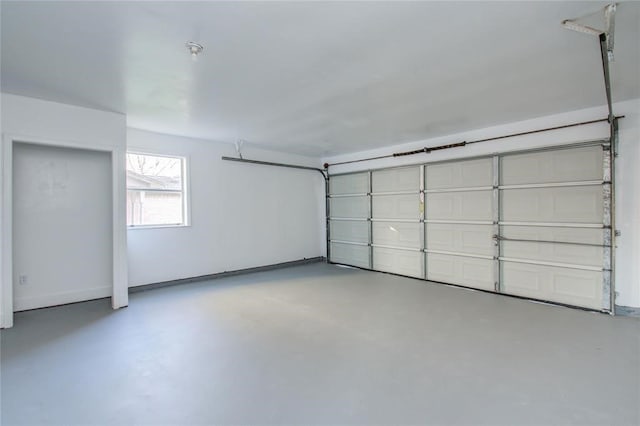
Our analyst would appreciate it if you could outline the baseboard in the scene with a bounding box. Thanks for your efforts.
[129,257,326,294]
[1,312,14,329]
[614,305,640,317]
[13,286,112,312]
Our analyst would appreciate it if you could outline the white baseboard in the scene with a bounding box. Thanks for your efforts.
[14,286,112,312]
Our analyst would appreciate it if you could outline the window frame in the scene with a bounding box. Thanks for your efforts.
[125,150,190,230]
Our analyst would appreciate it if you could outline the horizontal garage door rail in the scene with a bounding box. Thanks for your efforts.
[498,257,606,272]
[498,180,606,190]
[498,221,606,228]
[371,243,422,252]
[424,186,493,193]
[328,192,368,198]
[424,249,494,260]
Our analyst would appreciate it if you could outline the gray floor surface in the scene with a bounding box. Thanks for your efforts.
[1,263,639,425]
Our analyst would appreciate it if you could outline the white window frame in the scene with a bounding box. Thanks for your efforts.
[126,151,190,229]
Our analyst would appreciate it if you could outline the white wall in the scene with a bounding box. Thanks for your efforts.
[613,99,640,309]
[1,93,126,148]
[126,128,325,287]
[324,99,640,308]
[1,93,128,326]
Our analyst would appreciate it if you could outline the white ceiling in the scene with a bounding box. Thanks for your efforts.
[2,1,639,157]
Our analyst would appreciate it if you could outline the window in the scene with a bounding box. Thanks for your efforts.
[126,152,188,227]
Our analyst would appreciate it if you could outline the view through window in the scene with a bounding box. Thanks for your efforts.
[126,153,187,227]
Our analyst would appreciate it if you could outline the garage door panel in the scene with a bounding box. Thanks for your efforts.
[372,167,420,192]
[553,272,604,307]
[373,247,423,278]
[501,226,604,245]
[501,186,603,223]
[426,224,493,256]
[501,241,602,267]
[372,194,420,220]
[373,222,421,249]
[426,191,492,221]
[330,242,370,268]
[330,196,369,218]
[426,158,493,189]
[501,146,603,185]
[502,262,602,309]
[427,254,494,291]
[329,173,369,195]
[330,220,369,244]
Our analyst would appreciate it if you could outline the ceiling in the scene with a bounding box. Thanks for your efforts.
[2,1,639,157]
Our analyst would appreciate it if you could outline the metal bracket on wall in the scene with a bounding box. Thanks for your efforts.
[598,27,617,314]
[601,143,613,312]
[420,165,427,280]
[368,171,373,270]
[492,156,501,293]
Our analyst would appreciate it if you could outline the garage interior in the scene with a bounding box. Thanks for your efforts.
[0,1,639,425]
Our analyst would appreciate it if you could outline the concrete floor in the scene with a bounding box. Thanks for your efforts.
[1,263,639,425]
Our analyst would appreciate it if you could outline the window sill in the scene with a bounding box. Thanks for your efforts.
[127,224,191,231]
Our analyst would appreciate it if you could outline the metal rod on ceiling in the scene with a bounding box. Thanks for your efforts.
[327,116,625,167]
[221,156,327,178]
[599,33,614,123]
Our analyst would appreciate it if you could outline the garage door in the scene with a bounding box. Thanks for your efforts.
[499,145,609,310]
[425,157,495,291]
[328,141,612,312]
[328,172,371,269]
[371,166,423,278]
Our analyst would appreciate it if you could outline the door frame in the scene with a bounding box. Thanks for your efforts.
[0,134,128,328]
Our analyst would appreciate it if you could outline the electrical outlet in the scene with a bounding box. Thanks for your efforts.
[18,275,28,285]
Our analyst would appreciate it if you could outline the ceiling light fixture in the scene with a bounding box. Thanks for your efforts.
[185,41,204,61]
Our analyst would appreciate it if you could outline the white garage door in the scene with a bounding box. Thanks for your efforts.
[328,172,371,269]
[328,142,612,312]
[371,166,423,278]
[425,157,495,291]
[499,145,608,310]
